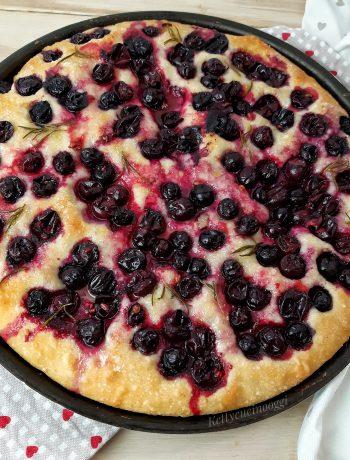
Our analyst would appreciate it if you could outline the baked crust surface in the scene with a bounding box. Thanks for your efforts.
[0,20,349,416]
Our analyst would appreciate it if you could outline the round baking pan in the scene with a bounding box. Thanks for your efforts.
[0,11,350,434]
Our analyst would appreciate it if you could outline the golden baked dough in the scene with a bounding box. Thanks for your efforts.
[0,20,349,416]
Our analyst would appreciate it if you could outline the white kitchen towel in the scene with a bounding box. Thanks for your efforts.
[1,2,350,459]
[0,366,119,459]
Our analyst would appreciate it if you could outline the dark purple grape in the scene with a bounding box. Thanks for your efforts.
[189,183,215,208]
[127,303,145,326]
[21,150,44,173]
[72,240,99,267]
[184,32,206,50]
[53,151,75,176]
[30,209,61,242]
[325,135,349,156]
[199,229,226,251]
[177,126,202,153]
[258,327,287,357]
[225,279,248,304]
[141,87,165,110]
[15,75,42,96]
[221,259,243,282]
[92,63,114,84]
[140,138,164,160]
[169,231,192,252]
[271,108,294,131]
[250,126,274,149]
[42,49,63,62]
[59,263,87,290]
[80,147,103,166]
[70,32,90,44]
[0,176,25,203]
[159,347,189,377]
[98,91,120,110]
[284,158,307,183]
[127,270,156,298]
[132,228,156,251]
[187,258,210,279]
[94,296,120,320]
[163,309,192,342]
[300,113,328,137]
[125,36,152,59]
[7,236,37,267]
[255,244,280,267]
[75,179,103,202]
[299,143,318,163]
[222,151,245,173]
[132,328,159,354]
[142,26,159,37]
[278,288,309,322]
[161,111,183,128]
[192,92,213,111]
[29,101,53,125]
[339,268,350,290]
[26,288,51,317]
[32,174,58,198]
[90,160,117,185]
[340,116,350,135]
[177,275,202,299]
[229,306,253,331]
[237,166,257,189]
[190,354,224,389]
[186,326,216,358]
[236,215,260,236]
[237,333,260,359]
[204,33,228,54]
[168,198,196,221]
[151,239,173,260]
[160,182,181,202]
[279,254,306,279]
[88,267,117,296]
[0,121,14,143]
[246,285,271,311]
[63,90,89,112]
[171,251,190,271]
[202,58,226,76]
[114,81,133,102]
[333,234,350,255]
[256,159,278,184]
[290,88,315,109]
[44,75,72,98]
[140,209,165,234]
[316,251,342,282]
[285,322,312,349]
[206,111,240,141]
[253,94,281,120]
[217,198,239,220]
[277,234,300,254]
[309,285,332,312]
[90,28,110,39]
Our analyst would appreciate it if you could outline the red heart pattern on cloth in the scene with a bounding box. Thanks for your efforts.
[62,409,74,421]
[90,435,103,449]
[0,416,11,428]
[26,446,39,458]
[282,32,291,41]
[305,50,315,57]
[330,70,338,76]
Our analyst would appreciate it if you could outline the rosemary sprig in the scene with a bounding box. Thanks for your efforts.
[121,153,150,183]
[245,80,254,96]
[18,124,67,143]
[57,46,93,65]
[345,212,350,226]
[240,125,252,145]
[164,283,191,312]
[322,158,350,175]
[200,280,224,312]
[42,303,74,327]
[232,244,257,257]
[162,23,182,45]
[151,283,166,306]
[0,204,26,234]
[0,269,21,287]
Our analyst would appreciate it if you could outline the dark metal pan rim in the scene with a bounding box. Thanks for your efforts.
[0,11,349,434]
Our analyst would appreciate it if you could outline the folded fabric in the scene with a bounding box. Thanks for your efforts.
[303,0,350,61]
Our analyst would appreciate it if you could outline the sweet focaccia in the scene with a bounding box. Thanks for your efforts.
[0,20,349,416]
